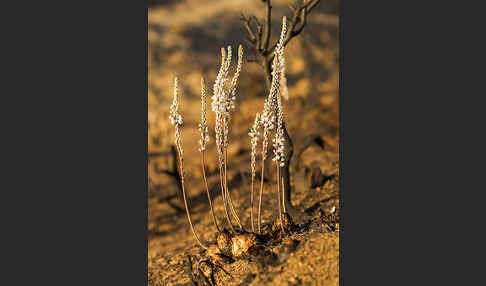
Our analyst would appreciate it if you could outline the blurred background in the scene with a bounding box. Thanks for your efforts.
[148,1,339,285]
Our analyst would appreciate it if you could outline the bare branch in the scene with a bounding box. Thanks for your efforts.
[269,0,321,54]
[263,0,272,51]
[306,0,320,13]
[285,1,312,42]
[240,14,256,43]
[244,35,255,46]
[288,4,297,13]
[255,17,263,51]
[293,3,307,35]
[251,15,262,27]
[251,16,263,51]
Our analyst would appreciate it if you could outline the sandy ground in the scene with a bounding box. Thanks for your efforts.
[148,1,339,285]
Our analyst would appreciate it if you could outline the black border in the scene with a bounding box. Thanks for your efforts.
[3,1,148,284]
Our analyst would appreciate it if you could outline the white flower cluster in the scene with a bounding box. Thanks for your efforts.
[211,45,244,156]
[271,17,288,166]
[229,45,244,106]
[169,78,182,126]
[198,78,210,152]
[248,113,261,176]
[212,46,231,158]
[280,55,289,101]
[198,126,210,151]
[272,92,285,167]
[260,16,287,163]
[260,94,276,159]
[169,77,183,155]
[272,128,285,167]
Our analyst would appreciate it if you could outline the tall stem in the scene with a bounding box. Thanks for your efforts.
[281,175,287,213]
[263,0,272,50]
[276,165,284,232]
[176,146,208,250]
[201,151,220,232]
[250,173,255,232]
[257,158,266,234]
[219,162,234,232]
[281,121,293,211]
[224,147,243,230]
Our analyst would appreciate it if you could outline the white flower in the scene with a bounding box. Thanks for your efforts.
[249,113,261,176]
[211,45,244,158]
[169,77,183,155]
[272,128,285,167]
[198,78,210,152]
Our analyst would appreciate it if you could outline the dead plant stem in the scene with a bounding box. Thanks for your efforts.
[176,145,208,250]
[201,151,220,232]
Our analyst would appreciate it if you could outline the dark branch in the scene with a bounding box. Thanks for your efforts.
[263,0,272,51]
[293,3,307,35]
[160,169,175,177]
[251,16,263,51]
[269,0,321,54]
[306,0,320,13]
[288,4,297,13]
[240,14,257,44]
[244,35,255,46]
[251,15,262,27]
